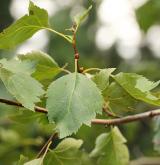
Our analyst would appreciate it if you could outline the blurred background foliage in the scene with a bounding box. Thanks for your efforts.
[0,0,160,164]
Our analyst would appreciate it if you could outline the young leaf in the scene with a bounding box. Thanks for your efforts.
[113,73,160,106]
[46,73,104,138]
[90,127,129,165]
[0,58,35,75]
[104,82,137,114]
[0,1,49,49]
[44,138,83,165]
[0,69,45,110]
[18,51,61,85]
[92,68,116,91]
[74,5,92,31]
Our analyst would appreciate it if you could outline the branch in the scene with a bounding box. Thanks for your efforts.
[0,98,47,114]
[92,109,160,125]
[0,98,160,125]
[36,132,58,158]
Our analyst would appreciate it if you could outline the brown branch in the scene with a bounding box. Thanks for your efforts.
[0,98,160,126]
[0,98,47,114]
[92,109,160,125]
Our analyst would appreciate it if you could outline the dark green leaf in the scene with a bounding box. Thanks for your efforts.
[47,73,104,138]
[136,0,160,32]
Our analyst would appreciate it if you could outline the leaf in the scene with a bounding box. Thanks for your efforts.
[90,127,129,165]
[0,58,35,75]
[46,73,104,138]
[136,0,160,32]
[104,82,137,114]
[0,69,45,110]
[92,68,116,91]
[44,138,83,165]
[24,158,43,165]
[74,5,92,31]
[113,73,160,106]
[17,155,28,165]
[18,51,61,86]
[0,1,49,49]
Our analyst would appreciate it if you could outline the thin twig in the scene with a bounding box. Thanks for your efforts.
[72,24,82,73]
[103,107,120,118]
[36,132,58,158]
[0,98,160,126]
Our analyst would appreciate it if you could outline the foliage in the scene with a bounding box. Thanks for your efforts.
[0,1,160,164]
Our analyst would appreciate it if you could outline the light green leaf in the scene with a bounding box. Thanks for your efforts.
[104,82,137,114]
[74,5,92,31]
[0,69,45,110]
[46,73,104,138]
[24,158,43,165]
[18,51,61,85]
[44,138,83,165]
[92,68,116,91]
[113,73,160,106]
[0,1,49,49]
[0,58,35,75]
[90,127,129,165]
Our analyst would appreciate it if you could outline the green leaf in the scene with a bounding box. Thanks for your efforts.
[136,0,160,32]
[44,138,83,165]
[18,51,61,86]
[113,73,160,106]
[0,1,49,49]
[24,158,43,165]
[17,155,28,165]
[90,127,129,165]
[0,58,35,75]
[92,68,116,91]
[46,73,104,138]
[104,82,137,114]
[74,5,92,31]
[0,69,45,110]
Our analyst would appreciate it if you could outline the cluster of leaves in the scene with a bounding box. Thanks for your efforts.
[0,1,160,164]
